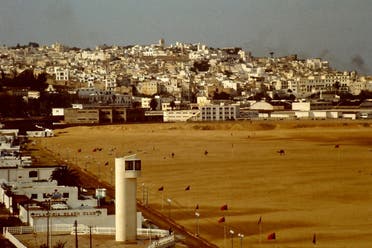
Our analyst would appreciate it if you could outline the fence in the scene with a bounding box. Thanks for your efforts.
[3,226,33,235]
[4,225,169,236]
[148,234,175,248]
[3,229,27,248]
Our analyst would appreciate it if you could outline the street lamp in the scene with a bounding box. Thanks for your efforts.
[238,233,244,248]
[144,219,152,244]
[142,183,148,205]
[167,198,172,218]
[142,183,145,204]
[195,212,200,236]
[229,230,234,248]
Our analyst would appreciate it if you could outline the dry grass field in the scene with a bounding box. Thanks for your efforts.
[33,120,372,248]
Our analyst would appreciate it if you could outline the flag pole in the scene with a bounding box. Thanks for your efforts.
[259,220,262,244]
[224,223,227,248]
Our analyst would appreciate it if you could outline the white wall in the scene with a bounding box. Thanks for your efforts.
[52,108,64,116]
[295,111,309,118]
[292,102,311,111]
[310,111,327,118]
[163,110,200,122]
[0,167,58,183]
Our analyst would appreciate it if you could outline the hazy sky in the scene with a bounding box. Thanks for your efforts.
[1,0,371,73]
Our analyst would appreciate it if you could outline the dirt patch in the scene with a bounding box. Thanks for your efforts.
[28,120,372,247]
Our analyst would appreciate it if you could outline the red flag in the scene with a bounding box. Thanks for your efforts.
[92,148,97,152]
[220,204,228,211]
[77,148,82,153]
[218,216,225,223]
[158,186,164,191]
[258,216,262,225]
[195,204,199,210]
[104,161,109,166]
[267,232,276,240]
[185,185,190,191]
[312,233,316,244]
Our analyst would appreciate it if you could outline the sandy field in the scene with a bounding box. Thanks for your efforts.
[32,120,372,248]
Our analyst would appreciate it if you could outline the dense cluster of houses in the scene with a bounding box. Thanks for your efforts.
[1,40,372,125]
[0,128,118,230]
[0,127,176,247]
[0,128,174,247]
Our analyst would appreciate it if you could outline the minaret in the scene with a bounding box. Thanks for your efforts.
[115,155,141,242]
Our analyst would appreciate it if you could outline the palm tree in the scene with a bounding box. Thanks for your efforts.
[50,166,80,187]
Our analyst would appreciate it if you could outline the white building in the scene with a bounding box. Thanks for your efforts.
[292,101,311,111]
[54,67,69,81]
[141,97,152,109]
[137,81,159,95]
[222,80,238,91]
[196,96,211,106]
[103,75,117,91]
[250,101,274,111]
[52,108,64,116]
[200,104,239,121]
[163,110,200,122]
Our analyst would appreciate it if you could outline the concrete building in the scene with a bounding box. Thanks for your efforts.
[115,155,141,242]
[52,108,64,117]
[64,108,100,124]
[54,67,69,81]
[250,101,275,111]
[292,101,311,111]
[200,104,239,121]
[64,107,145,124]
[136,81,158,95]
[163,110,200,122]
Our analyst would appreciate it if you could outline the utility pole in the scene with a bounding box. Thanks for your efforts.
[74,220,78,248]
[46,200,50,248]
[89,226,92,248]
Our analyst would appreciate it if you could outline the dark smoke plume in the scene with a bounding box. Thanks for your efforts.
[351,54,369,74]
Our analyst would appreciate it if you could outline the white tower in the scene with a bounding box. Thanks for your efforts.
[115,155,141,242]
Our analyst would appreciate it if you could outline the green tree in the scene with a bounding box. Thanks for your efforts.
[50,166,80,187]
[149,98,158,110]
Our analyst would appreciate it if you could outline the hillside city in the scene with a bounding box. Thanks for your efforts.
[1,40,372,247]
[0,39,372,124]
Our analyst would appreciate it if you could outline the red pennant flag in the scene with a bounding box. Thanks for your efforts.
[258,216,262,225]
[185,185,190,191]
[267,232,276,240]
[77,148,82,153]
[92,148,97,152]
[218,216,225,223]
[195,204,199,210]
[158,186,164,191]
[104,161,109,166]
[312,233,316,244]
[220,204,228,211]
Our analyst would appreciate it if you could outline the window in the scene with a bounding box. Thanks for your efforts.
[29,171,38,178]
[125,161,133,170]
[31,194,37,199]
[63,193,69,198]
[135,160,141,171]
